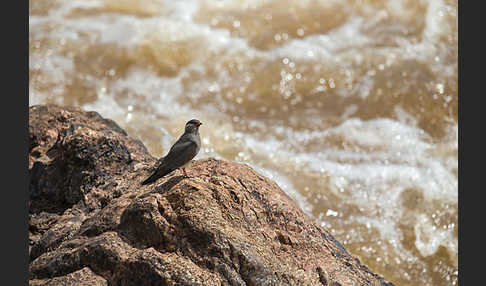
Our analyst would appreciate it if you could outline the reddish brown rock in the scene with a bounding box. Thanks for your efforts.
[29,267,107,286]
[29,104,393,286]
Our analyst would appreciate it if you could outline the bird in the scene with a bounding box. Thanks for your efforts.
[141,119,202,185]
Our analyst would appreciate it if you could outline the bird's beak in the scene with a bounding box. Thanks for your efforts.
[197,122,202,126]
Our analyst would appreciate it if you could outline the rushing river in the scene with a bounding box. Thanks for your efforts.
[29,0,458,285]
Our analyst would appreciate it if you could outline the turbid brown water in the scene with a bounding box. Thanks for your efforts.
[30,0,458,285]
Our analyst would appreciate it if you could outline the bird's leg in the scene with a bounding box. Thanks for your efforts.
[182,168,188,178]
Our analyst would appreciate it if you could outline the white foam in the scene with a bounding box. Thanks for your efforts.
[414,213,457,258]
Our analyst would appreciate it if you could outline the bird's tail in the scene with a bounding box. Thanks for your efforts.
[141,166,173,185]
[141,172,158,185]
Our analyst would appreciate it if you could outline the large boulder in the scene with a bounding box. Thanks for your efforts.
[29,104,393,286]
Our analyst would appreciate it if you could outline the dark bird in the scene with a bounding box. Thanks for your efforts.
[141,119,202,185]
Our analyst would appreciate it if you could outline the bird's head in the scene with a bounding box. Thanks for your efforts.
[185,119,202,133]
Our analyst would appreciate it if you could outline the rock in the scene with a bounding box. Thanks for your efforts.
[29,267,107,286]
[29,104,394,286]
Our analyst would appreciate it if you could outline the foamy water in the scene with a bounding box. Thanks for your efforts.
[30,0,458,285]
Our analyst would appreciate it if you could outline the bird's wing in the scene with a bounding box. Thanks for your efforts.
[162,139,198,167]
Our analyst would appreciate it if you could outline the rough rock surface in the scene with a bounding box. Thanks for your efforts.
[29,104,394,286]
